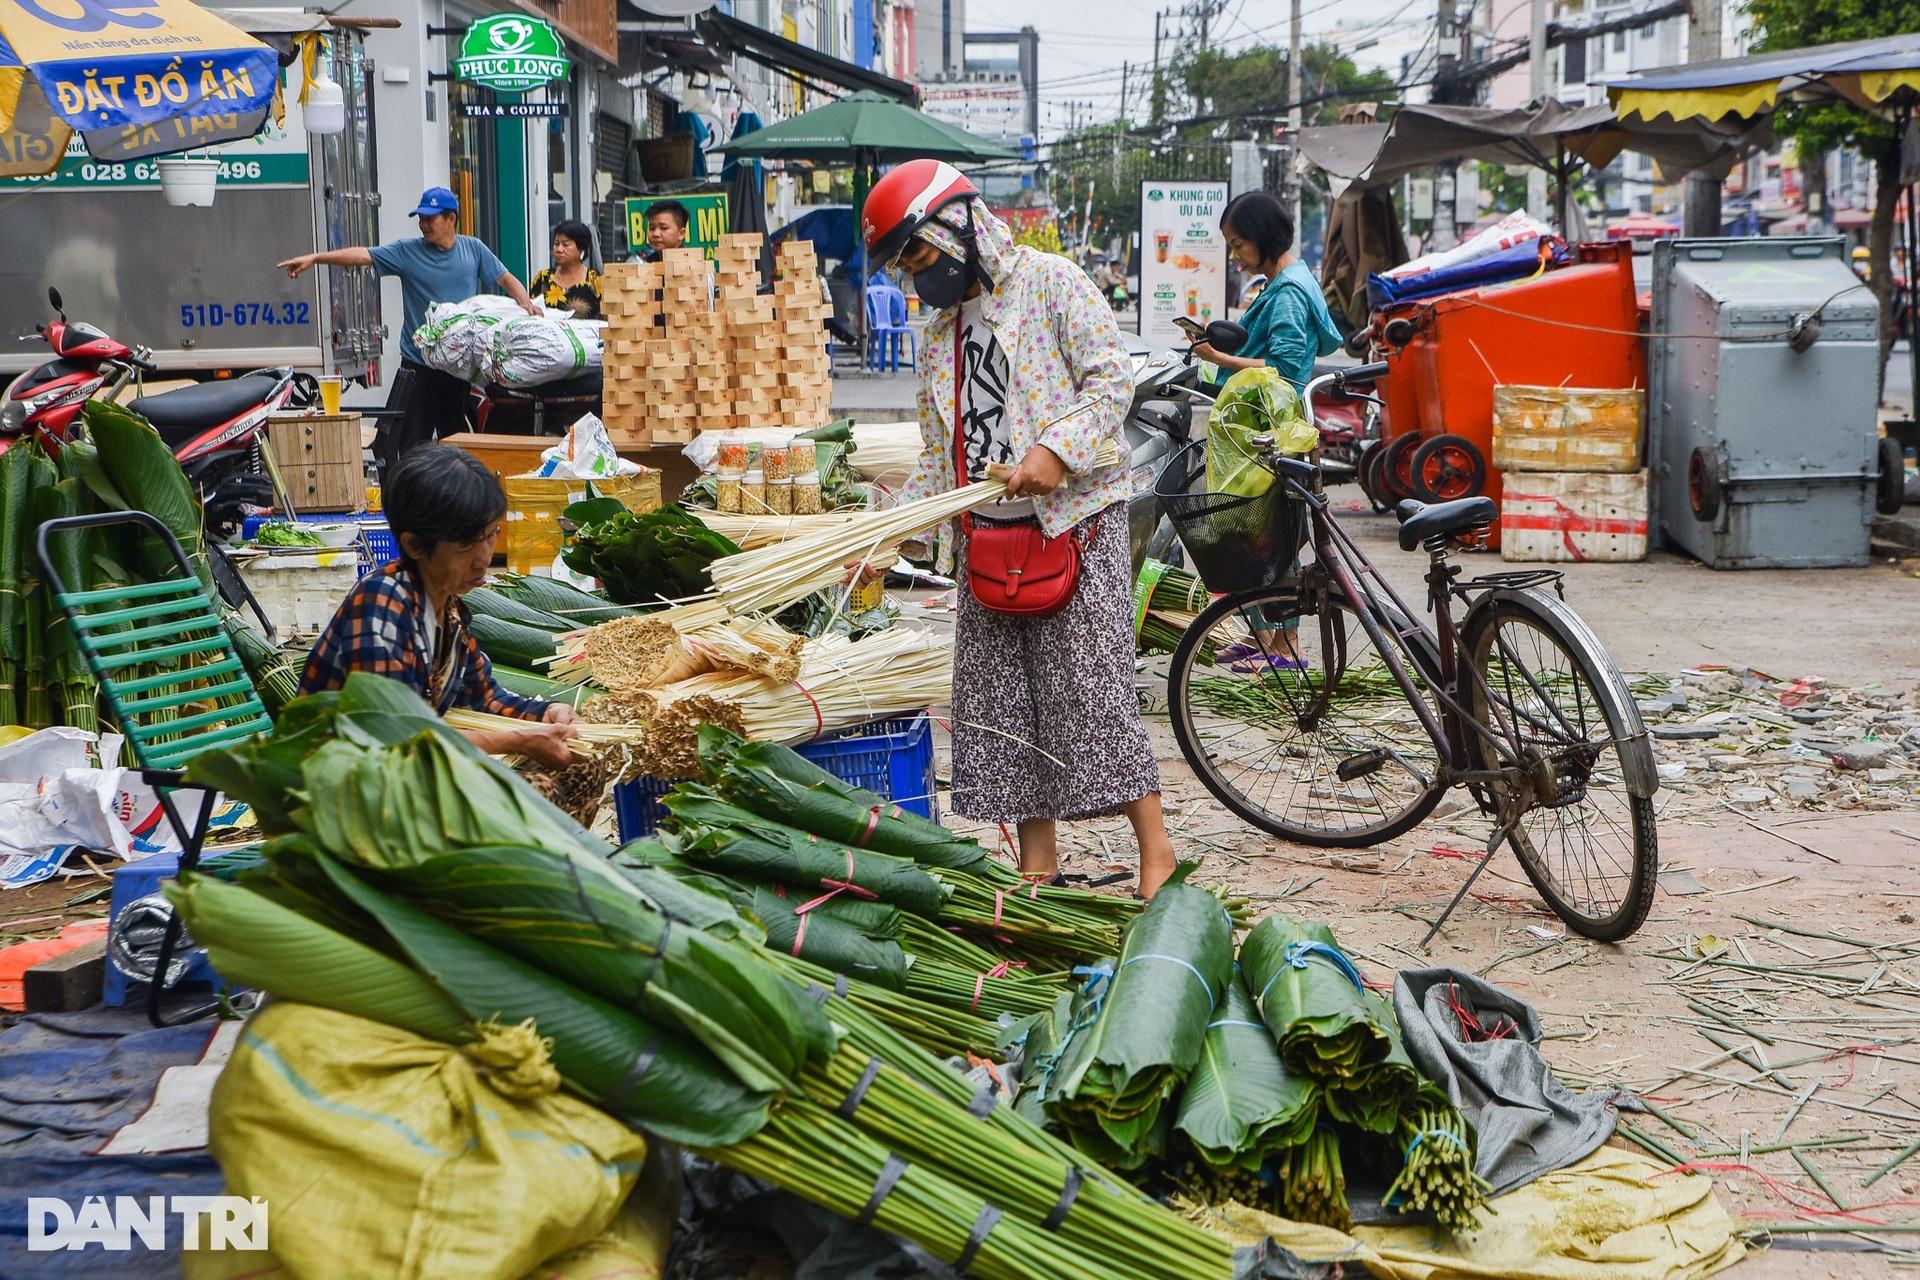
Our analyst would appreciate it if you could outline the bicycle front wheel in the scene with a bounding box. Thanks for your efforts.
[1166,587,1444,847]
[1461,592,1658,941]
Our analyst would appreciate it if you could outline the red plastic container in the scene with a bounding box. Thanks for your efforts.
[1374,243,1644,545]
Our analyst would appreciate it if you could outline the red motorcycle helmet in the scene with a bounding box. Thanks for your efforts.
[863,159,979,265]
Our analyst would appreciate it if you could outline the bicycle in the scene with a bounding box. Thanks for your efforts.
[1160,364,1660,942]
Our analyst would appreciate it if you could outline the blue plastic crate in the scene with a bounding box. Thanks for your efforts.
[613,712,939,843]
[239,513,395,573]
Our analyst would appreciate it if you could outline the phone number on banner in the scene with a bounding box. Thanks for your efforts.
[181,302,313,328]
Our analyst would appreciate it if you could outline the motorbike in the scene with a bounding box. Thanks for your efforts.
[5,288,308,538]
[1122,319,1246,572]
[6,288,311,633]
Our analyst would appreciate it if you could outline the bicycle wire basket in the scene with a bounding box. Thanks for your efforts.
[1153,438,1308,595]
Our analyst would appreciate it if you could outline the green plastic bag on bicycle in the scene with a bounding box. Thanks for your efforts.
[1206,367,1319,498]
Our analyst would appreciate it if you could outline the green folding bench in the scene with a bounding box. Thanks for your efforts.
[36,510,274,1027]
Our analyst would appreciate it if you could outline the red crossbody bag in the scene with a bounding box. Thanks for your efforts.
[954,324,1084,617]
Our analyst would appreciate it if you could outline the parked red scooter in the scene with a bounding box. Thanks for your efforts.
[4,288,309,537]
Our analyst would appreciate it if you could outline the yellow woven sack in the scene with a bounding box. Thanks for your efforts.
[187,1002,654,1280]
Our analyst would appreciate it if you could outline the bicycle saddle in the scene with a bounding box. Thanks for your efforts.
[1395,496,1497,550]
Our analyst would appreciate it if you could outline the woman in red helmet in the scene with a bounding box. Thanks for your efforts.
[860,159,1177,897]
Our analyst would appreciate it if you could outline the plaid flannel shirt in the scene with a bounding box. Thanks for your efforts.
[298,561,549,719]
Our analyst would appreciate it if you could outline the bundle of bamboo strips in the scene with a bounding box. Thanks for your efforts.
[847,420,924,490]
[695,511,863,550]
[708,436,1122,618]
[580,615,803,693]
[591,628,952,778]
[540,596,735,685]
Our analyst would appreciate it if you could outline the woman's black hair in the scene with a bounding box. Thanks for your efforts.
[552,219,595,258]
[1220,190,1296,265]
[384,445,507,558]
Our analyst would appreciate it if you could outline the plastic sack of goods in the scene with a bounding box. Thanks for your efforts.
[490,314,605,387]
[413,296,604,386]
[414,295,525,382]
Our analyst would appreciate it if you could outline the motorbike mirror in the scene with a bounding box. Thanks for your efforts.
[47,288,64,319]
[1203,320,1246,355]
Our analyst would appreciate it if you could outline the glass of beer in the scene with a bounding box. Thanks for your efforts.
[319,376,343,416]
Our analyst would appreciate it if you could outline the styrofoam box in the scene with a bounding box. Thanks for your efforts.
[1500,470,1649,563]
[1491,385,1642,473]
[236,549,362,634]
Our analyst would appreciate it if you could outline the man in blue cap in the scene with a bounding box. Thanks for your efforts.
[279,187,540,471]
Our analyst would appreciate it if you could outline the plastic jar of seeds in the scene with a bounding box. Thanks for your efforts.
[790,452,822,515]
[760,443,791,482]
[767,476,794,514]
[716,475,743,513]
[741,467,767,514]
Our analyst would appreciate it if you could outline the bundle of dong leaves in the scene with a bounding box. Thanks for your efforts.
[0,400,292,730]
[174,673,1231,1280]
[1011,902,1488,1234]
[560,499,738,605]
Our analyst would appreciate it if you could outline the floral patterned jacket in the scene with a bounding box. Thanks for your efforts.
[902,204,1133,570]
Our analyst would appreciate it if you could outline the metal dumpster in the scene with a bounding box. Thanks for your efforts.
[1648,237,1883,568]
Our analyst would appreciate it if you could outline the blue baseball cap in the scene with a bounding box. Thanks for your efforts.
[410,187,459,217]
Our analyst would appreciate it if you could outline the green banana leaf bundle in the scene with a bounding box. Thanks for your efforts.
[746,883,909,990]
[464,585,579,632]
[665,789,951,917]
[1239,914,1418,1134]
[1043,886,1234,1168]
[78,401,207,585]
[699,727,1141,934]
[1173,970,1318,1172]
[699,727,990,873]
[0,443,34,724]
[491,573,641,627]
[223,613,301,716]
[167,868,772,1148]
[1384,1084,1489,1234]
[561,503,738,605]
[469,612,559,669]
[283,731,831,1092]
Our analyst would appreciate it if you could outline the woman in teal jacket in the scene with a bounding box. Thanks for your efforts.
[1193,191,1342,670]
[1193,190,1343,389]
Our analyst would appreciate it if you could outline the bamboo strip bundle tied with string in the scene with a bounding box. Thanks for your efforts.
[709,417,1120,618]
[589,628,953,778]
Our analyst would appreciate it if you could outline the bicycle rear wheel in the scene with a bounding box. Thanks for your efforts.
[1166,586,1444,847]
[1461,592,1658,941]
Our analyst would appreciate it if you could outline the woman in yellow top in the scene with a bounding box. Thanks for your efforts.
[528,220,602,320]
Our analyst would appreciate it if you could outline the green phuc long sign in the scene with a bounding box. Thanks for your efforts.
[452,15,570,92]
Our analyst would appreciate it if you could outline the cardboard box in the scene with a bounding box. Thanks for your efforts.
[269,412,361,469]
[1492,386,1642,473]
[1500,470,1648,563]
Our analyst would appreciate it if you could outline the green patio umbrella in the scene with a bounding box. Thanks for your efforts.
[713,92,1018,371]
[709,91,1020,166]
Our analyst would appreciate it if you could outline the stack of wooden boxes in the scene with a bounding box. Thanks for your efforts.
[1493,385,1648,563]
[598,260,661,441]
[596,234,837,446]
[268,412,363,513]
[772,240,834,426]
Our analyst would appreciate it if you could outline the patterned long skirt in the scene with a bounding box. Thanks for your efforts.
[949,504,1162,824]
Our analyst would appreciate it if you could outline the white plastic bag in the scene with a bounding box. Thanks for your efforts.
[1383,211,1550,283]
[535,413,640,480]
[0,727,175,888]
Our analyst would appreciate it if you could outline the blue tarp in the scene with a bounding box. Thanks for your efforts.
[0,1007,226,1278]
[1365,238,1572,311]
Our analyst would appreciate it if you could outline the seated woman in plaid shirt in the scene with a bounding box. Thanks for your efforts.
[299,445,580,767]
